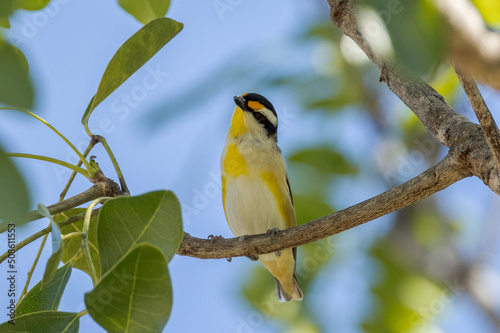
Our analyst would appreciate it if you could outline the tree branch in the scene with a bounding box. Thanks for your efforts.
[453,65,500,169]
[433,0,500,91]
[327,0,500,195]
[0,176,122,233]
[177,152,468,259]
[177,0,500,259]
[0,209,100,264]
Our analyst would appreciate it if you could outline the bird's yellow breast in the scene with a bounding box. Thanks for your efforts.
[228,107,246,138]
[222,143,248,177]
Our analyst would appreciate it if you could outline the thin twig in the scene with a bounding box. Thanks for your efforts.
[95,135,130,194]
[0,209,100,265]
[16,234,48,306]
[60,136,100,202]
[433,0,500,90]
[177,153,469,259]
[453,65,500,169]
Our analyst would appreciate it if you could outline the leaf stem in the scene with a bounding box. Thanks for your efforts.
[8,153,88,177]
[0,107,94,173]
[96,135,130,194]
[62,232,86,241]
[83,198,110,284]
[16,234,48,306]
[60,137,100,202]
[78,309,88,317]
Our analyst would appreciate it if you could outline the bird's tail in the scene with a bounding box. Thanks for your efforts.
[275,274,303,302]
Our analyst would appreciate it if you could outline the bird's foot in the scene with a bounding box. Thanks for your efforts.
[274,251,281,257]
[207,234,224,244]
[247,255,259,261]
[266,228,280,241]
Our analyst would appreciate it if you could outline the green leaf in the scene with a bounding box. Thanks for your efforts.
[82,17,183,128]
[16,0,51,11]
[293,194,333,226]
[0,42,34,109]
[97,190,183,277]
[41,246,63,290]
[57,209,101,279]
[85,244,172,333]
[118,0,171,24]
[362,0,446,75]
[0,311,79,332]
[288,147,357,175]
[0,16,10,28]
[0,0,15,18]
[0,144,30,223]
[37,203,62,253]
[16,263,72,316]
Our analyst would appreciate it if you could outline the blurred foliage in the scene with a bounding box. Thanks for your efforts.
[361,0,446,77]
[0,42,33,109]
[118,0,170,24]
[0,143,30,222]
[472,0,500,25]
[139,1,488,331]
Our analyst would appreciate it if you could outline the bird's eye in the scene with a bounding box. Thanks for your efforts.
[254,112,265,120]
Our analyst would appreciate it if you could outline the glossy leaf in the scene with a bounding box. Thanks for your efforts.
[97,190,183,277]
[289,147,357,175]
[0,311,79,332]
[0,42,34,108]
[0,144,30,223]
[82,17,183,127]
[16,263,72,316]
[41,247,63,290]
[57,209,101,279]
[16,0,51,11]
[37,203,62,253]
[85,244,172,333]
[118,0,171,24]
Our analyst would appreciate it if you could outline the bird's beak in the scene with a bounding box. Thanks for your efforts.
[234,95,247,110]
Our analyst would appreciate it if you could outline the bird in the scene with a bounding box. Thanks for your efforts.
[220,92,303,302]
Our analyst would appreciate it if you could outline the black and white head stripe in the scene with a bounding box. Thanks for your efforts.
[234,93,278,137]
[243,93,277,118]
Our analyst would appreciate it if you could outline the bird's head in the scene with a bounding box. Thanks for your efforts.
[230,93,278,140]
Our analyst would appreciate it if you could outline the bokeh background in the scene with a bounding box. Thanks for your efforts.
[1,0,500,332]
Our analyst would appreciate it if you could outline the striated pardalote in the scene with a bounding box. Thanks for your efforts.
[221,93,303,301]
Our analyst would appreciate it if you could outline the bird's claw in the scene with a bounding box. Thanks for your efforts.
[266,228,280,241]
[274,251,281,257]
[247,255,259,261]
[208,234,224,244]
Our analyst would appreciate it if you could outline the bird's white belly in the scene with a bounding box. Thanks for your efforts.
[224,175,287,237]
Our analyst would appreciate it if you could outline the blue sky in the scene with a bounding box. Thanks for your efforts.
[1,0,499,332]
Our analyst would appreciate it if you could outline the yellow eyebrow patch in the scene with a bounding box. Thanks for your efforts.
[247,101,265,110]
[223,144,248,177]
[241,93,249,97]
[261,171,291,224]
